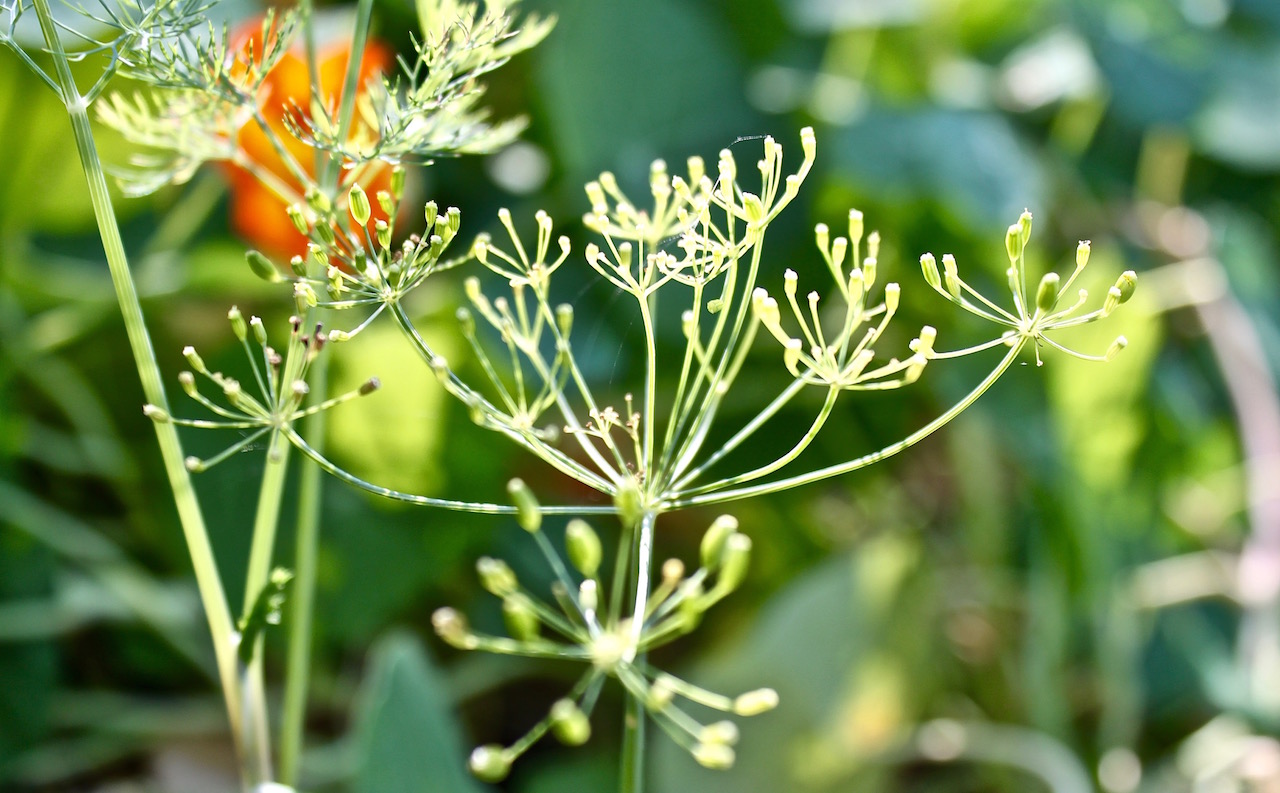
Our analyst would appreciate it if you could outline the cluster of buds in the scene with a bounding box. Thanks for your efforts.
[918,210,1135,364]
[251,176,468,342]
[142,308,379,470]
[432,481,778,781]
[582,128,817,298]
[752,211,933,389]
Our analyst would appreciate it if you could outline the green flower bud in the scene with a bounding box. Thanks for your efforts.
[1076,240,1091,270]
[700,515,739,571]
[565,519,602,577]
[550,699,592,746]
[613,479,644,529]
[556,304,574,338]
[1103,285,1122,316]
[507,478,542,533]
[456,307,476,337]
[814,223,829,255]
[734,688,779,716]
[289,255,306,277]
[647,675,676,711]
[286,204,308,234]
[1036,272,1060,313]
[246,250,281,282]
[476,557,517,596]
[391,167,405,200]
[862,256,877,290]
[376,190,395,218]
[468,745,510,782]
[1115,270,1137,303]
[348,183,371,227]
[1018,209,1033,244]
[142,404,170,423]
[178,371,197,397]
[1005,224,1023,262]
[228,305,247,341]
[718,533,752,593]
[250,316,268,346]
[503,594,540,641]
[375,218,391,249]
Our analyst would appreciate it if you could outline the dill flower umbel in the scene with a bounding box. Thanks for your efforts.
[225,15,393,259]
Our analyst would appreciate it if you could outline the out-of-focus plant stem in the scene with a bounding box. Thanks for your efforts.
[28,0,246,783]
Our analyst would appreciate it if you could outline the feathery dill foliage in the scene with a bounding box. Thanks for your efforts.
[2,0,1136,788]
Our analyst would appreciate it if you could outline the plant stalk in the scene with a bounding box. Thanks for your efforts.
[29,0,245,781]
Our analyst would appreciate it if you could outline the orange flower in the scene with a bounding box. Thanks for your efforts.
[227,18,394,260]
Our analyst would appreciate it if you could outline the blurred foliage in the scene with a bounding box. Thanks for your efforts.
[2,0,1279,791]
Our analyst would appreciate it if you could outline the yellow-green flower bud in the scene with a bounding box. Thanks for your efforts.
[1115,270,1137,303]
[734,688,779,716]
[1018,209,1033,244]
[348,183,371,227]
[565,519,602,577]
[507,479,542,533]
[503,594,540,641]
[800,125,816,162]
[228,305,247,341]
[942,254,961,299]
[848,209,864,246]
[424,201,439,231]
[455,307,476,337]
[831,236,848,271]
[613,479,644,529]
[289,255,306,277]
[1036,272,1060,313]
[718,533,752,592]
[142,404,169,423]
[866,230,880,261]
[468,745,510,782]
[250,316,268,346]
[883,282,900,314]
[1106,335,1128,362]
[314,221,335,246]
[178,371,197,397]
[783,338,803,377]
[1076,240,1091,269]
[814,223,829,255]
[1005,223,1023,262]
[476,556,517,596]
[863,256,877,290]
[391,166,405,200]
[556,304,573,338]
[376,190,395,218]
[700,515,739,571]
[693,742,735,770]
[286,204,308,234]
[431,607,471,649]
[550,699,592,746]
[920,253,941,290]
[1103,285,1122,316]
[375,219,391,249]
[246,250,280,282]
[183,346,206,373]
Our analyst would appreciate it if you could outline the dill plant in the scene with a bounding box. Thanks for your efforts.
[0,0,1137,790]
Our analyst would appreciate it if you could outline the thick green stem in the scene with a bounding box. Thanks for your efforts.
[28,0,243,778]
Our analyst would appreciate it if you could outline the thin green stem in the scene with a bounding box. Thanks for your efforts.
[321,0,374,190]
[29,0,243,780]
[638,295,658,485]
[620,510,657,793]
[278,351,327,788]
[662,342,1025,508]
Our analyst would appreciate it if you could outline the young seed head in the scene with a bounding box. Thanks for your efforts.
[1005,224,1023,262]
[550,699,592,746]
[468,745,510,782]
[1036,272,1060,313]
[502,594,540,641]
[228,305,247,341]
[476,557,518,596]
[507,478,542,533]
[245,250,280,282]
[565,519,603,577]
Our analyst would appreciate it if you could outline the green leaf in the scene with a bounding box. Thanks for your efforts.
[350,632,488,793]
